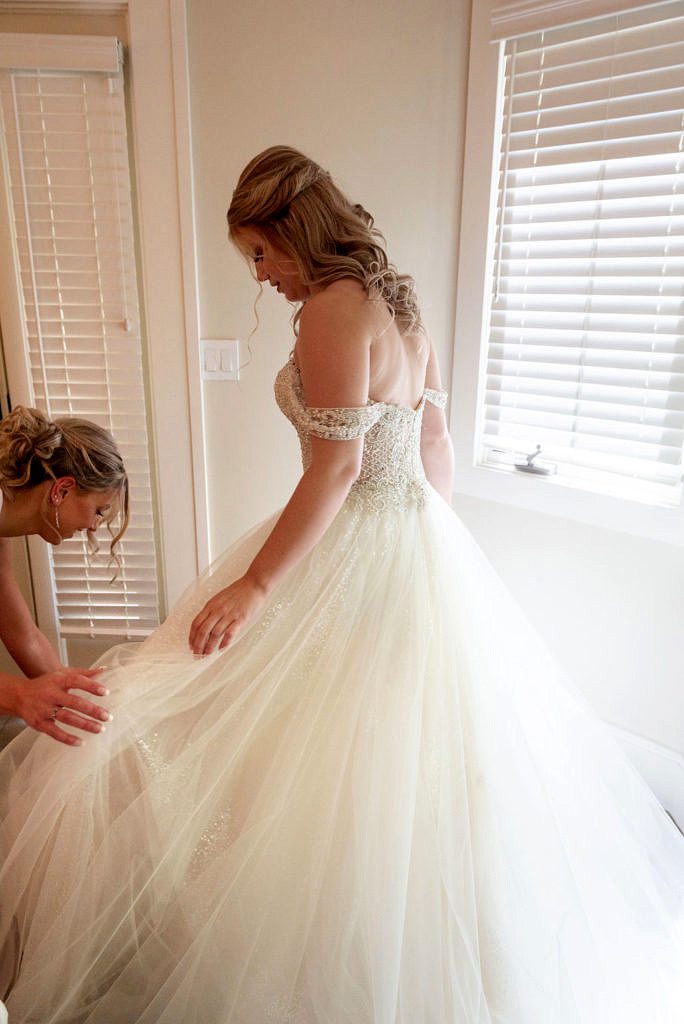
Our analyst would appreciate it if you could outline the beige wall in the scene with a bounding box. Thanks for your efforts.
[187,0,470,553]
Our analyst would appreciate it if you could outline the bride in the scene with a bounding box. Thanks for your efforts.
[1,145,683,1024]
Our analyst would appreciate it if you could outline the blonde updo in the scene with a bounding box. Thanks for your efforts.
[0,406,129,566]
[227,145,424,335]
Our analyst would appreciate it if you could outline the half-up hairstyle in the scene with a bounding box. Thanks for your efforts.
[227,145,424,335]
[0,406,129,570]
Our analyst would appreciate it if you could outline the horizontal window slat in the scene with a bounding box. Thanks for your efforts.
[26,335,142,351]
[496,257,684,273]
[507,58,684,102]
[57,603,158,614]
[51,561,159,572]
[485,387,684,422]
[504,151,681,187]
[486,360,684,390]
[485,382,684,421]
[496,276,684,296]
[510,67,684,114]
[8,96,125,116]
[481,418,683,463]
[490,313,684,337]
[22,258,141,274]
[52,549,157,562]
[58,618,159,629]
[507,112,684,155]
[488,326,684,351]
[492,293,684,316]
[54,581,158,598]
[486,373,684,409]
[16,238,135,258]
[17,225,133,243]
[499,211,684,237]
[507,136,684,170]
[509,45,679,91]
[28,360,145,374]
[498,238,684,259]
[511,18,684,70]
[14,168,130,189]
[58,620,159,633]
[510,88,684,134]
[483,397,684,442]
[499,180,684,209]
[510,5,684,51]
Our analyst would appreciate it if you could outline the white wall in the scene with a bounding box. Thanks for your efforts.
[452,494,684,819]
[453,494,684,751]
[187,0,470,553]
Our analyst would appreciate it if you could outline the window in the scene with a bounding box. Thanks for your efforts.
[467,0,684,510]
[0,32,161,638]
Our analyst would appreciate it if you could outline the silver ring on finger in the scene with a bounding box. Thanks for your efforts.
[48,705,62,721]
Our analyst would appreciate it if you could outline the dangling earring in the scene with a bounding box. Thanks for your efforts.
[50,487,62,540]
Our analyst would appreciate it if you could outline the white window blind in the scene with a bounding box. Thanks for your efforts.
[490,0,668,41]
[479,1,684,506]
[0,34,161,637]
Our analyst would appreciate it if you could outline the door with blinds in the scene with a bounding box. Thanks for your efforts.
[0,32,161,664]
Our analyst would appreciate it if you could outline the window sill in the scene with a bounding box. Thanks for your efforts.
[451,450,684,547]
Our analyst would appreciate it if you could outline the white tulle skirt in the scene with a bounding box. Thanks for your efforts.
[1,491,683,1023]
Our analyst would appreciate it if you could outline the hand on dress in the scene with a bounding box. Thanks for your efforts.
[189,575,268,656]
[15,668,111,746]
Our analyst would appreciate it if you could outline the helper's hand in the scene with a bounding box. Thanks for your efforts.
[189,575,268,657]
[15,667,112,746]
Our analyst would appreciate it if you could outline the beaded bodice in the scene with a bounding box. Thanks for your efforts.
[274,356,447,512]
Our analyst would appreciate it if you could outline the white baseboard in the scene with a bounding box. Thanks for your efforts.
[608,722,684,832]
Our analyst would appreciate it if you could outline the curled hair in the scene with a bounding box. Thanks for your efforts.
[0,406,129,572]
[227,145,424,335]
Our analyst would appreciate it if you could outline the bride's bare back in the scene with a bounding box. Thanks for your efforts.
[295,279,433,410]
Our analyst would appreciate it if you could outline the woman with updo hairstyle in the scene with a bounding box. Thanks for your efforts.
[1,147,684,1022]
[0,405,128,745]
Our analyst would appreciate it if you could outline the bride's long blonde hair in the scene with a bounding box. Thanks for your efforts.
[227,145,424,336]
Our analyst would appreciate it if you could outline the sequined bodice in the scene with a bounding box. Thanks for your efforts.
[274,357,447,512]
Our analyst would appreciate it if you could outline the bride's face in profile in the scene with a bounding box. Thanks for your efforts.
[236,227,310,302]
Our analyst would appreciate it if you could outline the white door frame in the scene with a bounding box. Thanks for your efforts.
[126,0,209,606]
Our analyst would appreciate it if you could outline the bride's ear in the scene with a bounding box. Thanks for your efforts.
[49,476,77,505]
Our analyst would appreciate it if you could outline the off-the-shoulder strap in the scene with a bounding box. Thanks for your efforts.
[303,404,385,440]
[423,388,448,410]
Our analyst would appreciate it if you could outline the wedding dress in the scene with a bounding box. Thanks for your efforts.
[1,355,683,1024]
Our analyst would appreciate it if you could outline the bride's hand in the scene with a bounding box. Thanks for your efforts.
[189,574,268,656]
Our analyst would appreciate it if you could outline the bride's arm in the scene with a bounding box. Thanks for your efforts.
[189,291,371,656]
[421,341,454,504]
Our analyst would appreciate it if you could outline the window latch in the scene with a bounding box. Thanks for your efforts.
[515,445,556,476]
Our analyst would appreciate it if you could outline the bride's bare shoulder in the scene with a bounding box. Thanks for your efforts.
[295,282,374,404]
[302,279,371,322]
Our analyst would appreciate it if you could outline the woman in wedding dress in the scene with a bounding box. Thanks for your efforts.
[1,145,683,1024]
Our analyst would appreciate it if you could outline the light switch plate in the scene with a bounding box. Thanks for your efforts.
[201,339,240,380]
